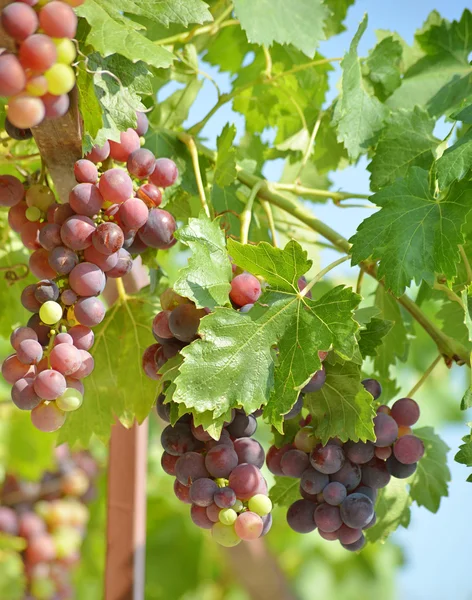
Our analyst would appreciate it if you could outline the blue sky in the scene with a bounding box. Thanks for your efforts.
[173,2,470,597]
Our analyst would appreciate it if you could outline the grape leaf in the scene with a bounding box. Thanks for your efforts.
[436,128,472,189]
[156,78,203,130]
[232,0,329,58]
[368,107,438,191]
[204,23,253,74]
[365,36,403,99]
[323,0,354,38]
[76,62,103,152]
[332,15,388,160]
[409,427,450,512]
[358,317,393,359]
[350,168,472,296]
[130,0,212,27]
[76,0,174,69]
[366,478,411,542]
[58,296,158,446]
[269,476,302,507]
[305,360,376,444]
[455,436,472,476]
[214,124,237,187]
[173,216,232,309]
[374,286,409,377]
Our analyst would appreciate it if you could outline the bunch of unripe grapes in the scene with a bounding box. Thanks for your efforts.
[0,446,98,600]
[267,379,424,551]
[159,404,272,546]
[1,117,179,432]
[0,0,81,133]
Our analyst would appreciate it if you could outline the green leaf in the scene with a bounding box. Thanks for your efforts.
[77,0,174,69]
[269,476,302,507]
[204,23,253,74]
[350,168,472,295]
[333,15,388,160]
[358,318,393,359]
[58,296,158,446]
[214,124,238,187]
[436,128,472,189]
[366,478,411,542]
[305,360,376,444]
[409,427,450,512]
[76,62,103,151]
[232,0,329,58]
[323,0,354,38]
[173,216,232,309]
[155,78,203,130]
[368,107,438,191]
[133,0,212,27]
[366,36,403,99]
[374,286,409,377]
[455,436,472,468]
[227,239,312,293]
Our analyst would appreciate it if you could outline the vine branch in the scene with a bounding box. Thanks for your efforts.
[407,355,442,398]
[178,132,212,218]
[300,256,351,298]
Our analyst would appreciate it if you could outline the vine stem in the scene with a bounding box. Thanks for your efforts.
[154,15,238,46]
[407,355,442,398]
[116,277,128,302]
[240,181,264,244]
[178,132,212,218]
[356,268,365,295]
[434,282,464,308]
[271,182,371,203]
[295,111,323,184]
[459,245,472,283]
[260,199,278,247]
[300,255,351,297]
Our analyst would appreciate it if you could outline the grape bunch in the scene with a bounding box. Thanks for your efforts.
[0,0,81,134]
[159,405,272,546]
[0,446,98,600]
[1,119,180,432]
[268,380,424,551]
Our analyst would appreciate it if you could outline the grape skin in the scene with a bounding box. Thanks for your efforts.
[345,441,375,465]
[229,273,261,307]
[310,444,345,475]
[7,95,46,129]
[31,402,66,432]
[386,456,417,479]
[2,354,34,384]
[330,460,362,491]
[280,449,310,478]
[42,92,70,118]
[69,262,106,297]
[92,222,124,255]
[17,339,43,365]
[361,458,391,489]
[49,246,79,275]
[49,344,82,376]
[337,523,362,545]
[0,55,26,97]
[138,208,176,249]
[205,445,239,478]
[39,1,77,38]
[99,168,133,204]
[106,249,133,278]
[234,511,263,540]
[314,504,343,532]
[266,443,292,476]
[302,367,326,393]
[61,216,95,251]
[175,452,209,485]
[340,493,374,529]
[86,142,110,164]
[233,437,265,468]
[149,158,179,188]
[190,504,214,529]
[0,175,25,207]
[228,463,263,500]
[390,397,420,427]
[287,499,316,533]
[361,378,382,399]
[109,128,140,162]
[127,148,156,179]
[34,369,67,400]
[1,2,38,40]
[161,423,201,456]
[173,480,191,504]
[189,478,218,507]
[214,487,236,509]
[69,183,104,217]
[168,304,205,343]
[322,482,347,506]
[19,34,57,72]
[11,377,41,410]
[373,413,399,447]
[74,297,105,327]
[74,160,98,184]
[226,412,257,438]
[10,326,38,350]
[119,198,149,231]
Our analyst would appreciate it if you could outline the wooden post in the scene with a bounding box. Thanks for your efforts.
[105,420,148,600]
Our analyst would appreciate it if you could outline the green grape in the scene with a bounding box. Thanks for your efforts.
[248,494,272,517]
[53,38,76,64]
[53,526,82,559]
[30,576,56,600]
[26,183,55,211]
[26,206,41,222]
[56,387,83,412]
[39,300,63,325]
[233,499,244,512]
[218,508,237,525]
[211,522,241,547]
[45,64,75,95]
[26,75,49,97]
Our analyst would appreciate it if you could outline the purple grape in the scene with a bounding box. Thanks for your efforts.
[27,314,50,346]
[226,412,257,438]
[345,441,375,465]
[314,503,342,532]
[190,504,214,529]
[10,327,38,350]
[300,467,329,495]
[48,246,79,275]
[354,485,377,503]
[337,523,362,545]
[106,248,133,278]
[149,157,178,188]
[161,423,202,456]
[340,493,374,529]
[284,395,303,420]
[161,452,178,476]
[138,208,176,249]
[11,377,41,410]
[341,532,366,551]
[302,367,326,393]
[280,449,310,478]
[92,222,124,255]
[310,444,345,475]
[60,215,95,250]
[156,393,170,422]
[233,437,265,468]
[214,487,236,509]
[266,444,292,476]
[390,397,420,427]
[190,478,218,507]
[17,339,43,365]
[229,273,261,307]
[322,481,347,506]
[135,111,149,136]
[386,456,417,479]
[21,284,41,313]
[174,480,191,504]
[34,279,59,304]
[393,435,424,464]
[330,460,362,491]
[260,512,273,536]
[361,458,391,489]
[39,223,62,251]
[228,463,263,500]
[287,499,316,533]
[175,452,209,485]
[205,445,239,478]
[373,413,399,447]
[361,378,382,399]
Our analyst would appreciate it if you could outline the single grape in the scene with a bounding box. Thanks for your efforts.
[39,300,63,325]
[373,413,399,447]
[2,354,33,384]
[205,445,239,478]
[137,183,162,207]
[318,529,338,541]
[219,508,238,526]
[294,427,318,453]
[190,504,214,529]
[393,435,424,464]
[19,34,57,72]
[34,279,59,304]
[11,377,41,410]
[233,437,265,468]
[340,493,374,529]
[8,201,29,232]
[109,129,140,162]
[173,480,191,503]
[30,248,57,279]
[228,463,263,500]
[99,168,133,204]
[48,246,79,275]
[345,440,375,465]
[20,221,42,250]
[337,523,362,545]
[363,513,377,530]
[31,401,67,432]
[354,486,377,503]
[230,273,261,307]
[39,1,77,38]
[92,222,124,255]
[85,141,110,164]
[390,397,420,427]
[138,208,176,249]
[72,350,94,379]
[226,412,257,439]
[314,504,342,532]
[39,223,62,251]
[300,467,329,496]
[56,388,83,411]
[106,248,133,278]
[386,455,417,478]
[342,533,366,551]
[175,452,209,485]
[53,37,76,64]
[10,326,38,350]
[234,511,263,540]
[34,369,66,400]
[361,458,391,489]
[127,148,155,179]
[135,111,149,136]
[69,183,103,217]
[361,378,382,399]
[206,503,221,523]
[161,451,178,475]
[190,478,218,507]
[61,215,95,250]
[287,499,316,533]
[18,512,46,539]
[54,333,73,345]
[21,285,41,313]
[168,304,205,343]
[7,95,45,129]
[53,203,75,226]
[26,74,48,97]
[1,2,38,40]
[149,158,179,188]
[25,205,41,222]
[61,289,77,306]
[211,522,241,547]
[161,423,201,456]
[330,460,362,491]
[119,198,149,231]
[214,487,236,509]
[284,395,304,420]
[84,245,118,272]
[374,446,392,460]
[45,63,75,95]
[302,367,326,393]
[310,444,345,475]
[69,262,106,297]
[42,93,70,119]
[49,343,82,376]
[322,482,347,506]
[266,443,292,476]
[0,54,26,97]
[248,494,272,517]
[17,339,43,365]
[280,449,310,478]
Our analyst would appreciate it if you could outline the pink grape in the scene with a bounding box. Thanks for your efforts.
[1,3,38,40]
[137,183,162,207]
[99,168,133,204]
[373,413,399,447]
[20,221,41,250]
[69,184,103,217]
[234,511,263,541]
[127,148,155,179]
[39,2,77,38]
[190,504,214,529]
[49,343,82,376]
[60,215,95,250]
[21,285,41,313]
[10,327,38,350]
[53,203,75,225]
[0,54,26,96]
[71,350,94,379]
[39,223,62,251]
[69,262,106,296]
[0,175,25,208]
[85,141,110,164]
[74,160,98,184]
[109,128,140,162]
[34,369,67,400]
[106,248,133,278]
[74,297,105,327]
[135,111,149,136]
[17,339,43,365]
[149,158,178,188]
[84,245,119,272]
[2,354,34,384]
[393,435,425,464]
[11,377,41,410]
[8,202,28,232]
[61,289,77,305]
[29,248,57,279]
[42,93,70,118]
[92,222,124,255]
[48,246,79,274]
[54,333,73,345]
[31,402,66,432]
[19,34,57,72]
[390,398,420,427]
[66,377,84,395]
[7,95,45,129]
[228,463,263,500]
[18,513,46,539]
[174,480,191,504]
[230,273,261,307]
[119,198,149,230]
[137,208,176,249]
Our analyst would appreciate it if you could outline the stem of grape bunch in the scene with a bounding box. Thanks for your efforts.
[299,256,352,298]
